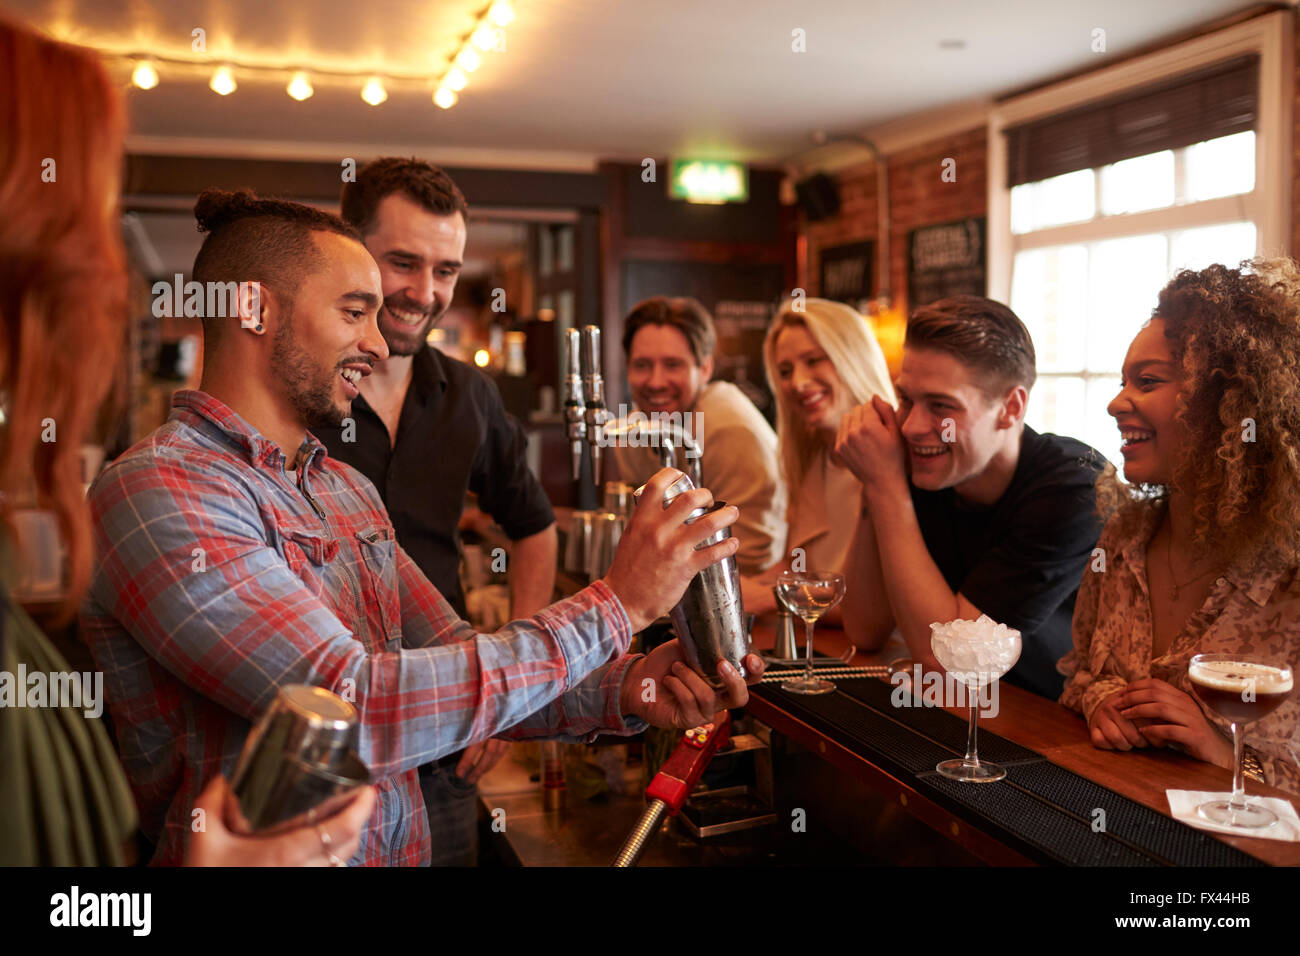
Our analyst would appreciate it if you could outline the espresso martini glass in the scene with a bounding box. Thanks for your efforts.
[1188,653,1294,829]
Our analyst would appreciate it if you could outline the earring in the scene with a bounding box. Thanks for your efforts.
[255,323,263,333]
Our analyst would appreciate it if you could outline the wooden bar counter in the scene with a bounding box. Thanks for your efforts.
[748,617,1300,866]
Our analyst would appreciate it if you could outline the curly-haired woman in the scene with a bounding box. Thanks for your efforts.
[1060,259,1300,795]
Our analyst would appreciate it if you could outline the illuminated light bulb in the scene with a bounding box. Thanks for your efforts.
[209,66,236,96]
[456,48,481,72]
[472,23,499,50]
[473,348,490,368]
[361,77,387,106]
[445,67,467,92]
[488,1,515,26]
[131,60,159,90]
[433,86,458,109]
[287,72,314,101]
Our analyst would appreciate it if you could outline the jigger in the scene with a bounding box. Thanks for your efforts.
[773,591,800,660]
[634,472,749,688]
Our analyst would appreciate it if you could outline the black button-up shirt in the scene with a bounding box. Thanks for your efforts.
[315,346,555,618]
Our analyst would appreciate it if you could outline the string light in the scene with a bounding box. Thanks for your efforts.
[100,1,519,111]
[434,0,514,106]
[361,77,388,105]
[471,23,499,51]
[456,48,481,73]
[131,59,159,90]
[209,65,236,96]
[286,71,314,101]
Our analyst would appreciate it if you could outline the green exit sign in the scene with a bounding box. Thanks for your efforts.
[669,159,749,204]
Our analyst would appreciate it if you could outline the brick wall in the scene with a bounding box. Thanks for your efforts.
[802,125,987,310]
[811,14,1300,302]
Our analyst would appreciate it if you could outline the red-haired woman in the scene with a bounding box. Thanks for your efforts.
[0,16,374,864]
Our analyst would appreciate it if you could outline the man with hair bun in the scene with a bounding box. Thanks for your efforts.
[82,187,762,866]
[837,295,1105,698]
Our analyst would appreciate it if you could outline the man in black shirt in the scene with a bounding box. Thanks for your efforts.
[836,296,1104,698]
[315,159,556,864]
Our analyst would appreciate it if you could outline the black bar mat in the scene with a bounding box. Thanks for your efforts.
[753,677,1264,867]
[1004,761,1260,867]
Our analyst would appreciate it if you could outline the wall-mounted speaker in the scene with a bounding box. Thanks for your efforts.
[795,173,840,222]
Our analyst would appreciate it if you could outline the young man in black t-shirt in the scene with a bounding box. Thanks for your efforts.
[836,296,1104,698]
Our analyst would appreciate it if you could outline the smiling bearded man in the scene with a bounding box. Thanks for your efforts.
[80,188,762,866]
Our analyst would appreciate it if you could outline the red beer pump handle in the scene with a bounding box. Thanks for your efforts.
[644,712,732,814]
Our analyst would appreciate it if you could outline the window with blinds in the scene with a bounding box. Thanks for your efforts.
[1004,56,1261,466]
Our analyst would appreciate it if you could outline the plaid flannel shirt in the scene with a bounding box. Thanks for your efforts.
[82,390,645,866]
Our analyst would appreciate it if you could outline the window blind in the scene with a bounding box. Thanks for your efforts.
[1005,55,1258,187]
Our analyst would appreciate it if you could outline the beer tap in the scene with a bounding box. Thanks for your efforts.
[579,325,611,486]
[562,327,587,482]
[604,417,703,488]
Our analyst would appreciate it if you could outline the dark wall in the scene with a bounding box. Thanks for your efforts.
[621,166,787,243]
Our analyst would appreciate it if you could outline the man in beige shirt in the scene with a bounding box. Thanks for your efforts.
[609,297,785,575]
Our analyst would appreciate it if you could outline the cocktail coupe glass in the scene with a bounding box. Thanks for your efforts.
[1188,653,1294,829]
[930,619,1022,783]
[774,571,846,695]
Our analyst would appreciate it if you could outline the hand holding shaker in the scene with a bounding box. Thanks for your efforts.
[633,470,750,688]
[226,684,371,838]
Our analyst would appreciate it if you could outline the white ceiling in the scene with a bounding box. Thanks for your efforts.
[3,0,1256,169]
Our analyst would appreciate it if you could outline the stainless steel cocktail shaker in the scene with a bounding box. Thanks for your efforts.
[227,684,371,835]
[635,472,749,687]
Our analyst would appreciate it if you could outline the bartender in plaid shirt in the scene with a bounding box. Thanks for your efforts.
[82,189,762,866]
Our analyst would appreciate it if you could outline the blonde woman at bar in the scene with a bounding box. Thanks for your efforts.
[740,297,894,619]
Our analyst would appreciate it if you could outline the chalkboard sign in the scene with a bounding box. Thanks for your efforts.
[713,300,776,421]
[819,240,874,308]
[907,217,986,308]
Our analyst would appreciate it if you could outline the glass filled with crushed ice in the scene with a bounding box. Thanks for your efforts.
[929,615,1022,783]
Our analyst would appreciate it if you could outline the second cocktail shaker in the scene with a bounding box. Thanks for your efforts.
[227,684,371,835]
[635,471,749,687]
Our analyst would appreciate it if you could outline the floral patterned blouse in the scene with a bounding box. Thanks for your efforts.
[1059,504,1300,795]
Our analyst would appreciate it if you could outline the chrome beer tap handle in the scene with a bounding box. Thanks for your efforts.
[580,325,611,485]
[603,417,703,488]
[563,328,587,482]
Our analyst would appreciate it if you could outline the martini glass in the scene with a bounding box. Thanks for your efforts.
[775,571,846,695]
[1188,654,1294,829]
[930,620,1022,782]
